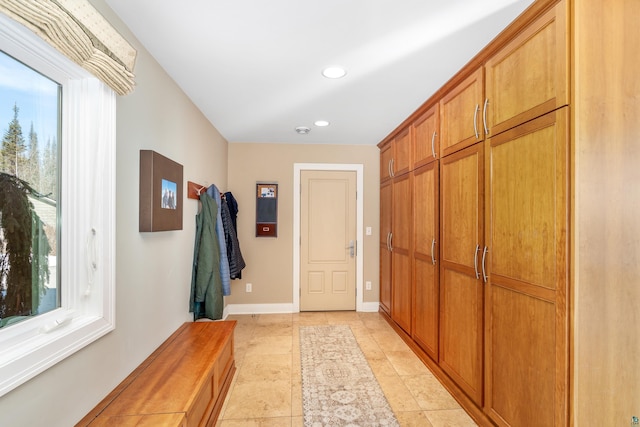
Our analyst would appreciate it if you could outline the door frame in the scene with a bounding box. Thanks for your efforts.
[293,163,364,312]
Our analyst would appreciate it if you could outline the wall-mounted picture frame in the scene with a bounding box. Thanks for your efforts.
[139,150,183,232]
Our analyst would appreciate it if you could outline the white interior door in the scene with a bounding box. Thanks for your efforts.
[300,170,357,311]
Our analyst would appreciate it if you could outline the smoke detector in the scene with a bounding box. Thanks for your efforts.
[295,126,311,135]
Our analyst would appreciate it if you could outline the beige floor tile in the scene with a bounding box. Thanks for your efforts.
[236,353,292,382]
[385,350,431,376]
[291,354,301,378]
[234,343,249,365]
[368,357,400,378]
[360,316,394,331]
[324,311,362,323]
[234,327,256,341]
[221,312,474,426]
[254,322,294,337]
[354,335,385,354]
[292,312,328,325]
[346,323,370,337]
[223,379,292,419]
[290,378,303,417]
[376,374,421,412]
[395,410,435,427]
[402,375,461,410]
[371,331,410,352]
[245,335,292,356]
[219,417,292,426]
[257,313,293,324]
[227,314,261,325]
[424,409,478,427]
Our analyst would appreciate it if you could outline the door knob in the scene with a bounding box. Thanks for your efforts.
[346,240,355,257]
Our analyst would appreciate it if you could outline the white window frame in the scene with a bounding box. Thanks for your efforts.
[0,13,116,396]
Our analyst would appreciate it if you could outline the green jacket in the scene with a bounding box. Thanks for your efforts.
[190,192,223,320]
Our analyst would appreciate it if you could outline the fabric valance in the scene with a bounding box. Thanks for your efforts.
[0,0,136,95]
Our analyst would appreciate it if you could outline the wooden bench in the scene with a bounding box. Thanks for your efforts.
[77,321,236,427]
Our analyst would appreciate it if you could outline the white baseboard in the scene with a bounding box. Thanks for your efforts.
[224,302,380,316]
[359,302,381,312]
[225,303,295,315]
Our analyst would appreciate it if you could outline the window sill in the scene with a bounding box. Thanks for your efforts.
[0,312,114,396]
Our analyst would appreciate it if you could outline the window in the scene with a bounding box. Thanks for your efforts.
[0,13,116,396]
[0,49,61,328]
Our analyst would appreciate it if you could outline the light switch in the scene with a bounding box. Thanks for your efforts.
[366,227,372,236]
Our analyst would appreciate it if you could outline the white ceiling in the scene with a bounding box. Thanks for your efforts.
[105,0,535,145]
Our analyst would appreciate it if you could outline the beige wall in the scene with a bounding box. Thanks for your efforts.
[226,143,380,306]
[0,1,229,425]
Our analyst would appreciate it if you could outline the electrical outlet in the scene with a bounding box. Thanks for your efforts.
[365,281,372,291]
[246,283,252,293]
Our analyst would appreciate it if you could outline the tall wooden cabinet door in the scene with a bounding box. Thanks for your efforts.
[412,162,439,361]
[484,109,568,427]
[379,180,392,314]
[380,142,393,182]
[440,67,485,158]
[391,173,412,334]
[439,143,484,405]
[484,0,568,137]
[413,103,439,170]
[393,127,412,177]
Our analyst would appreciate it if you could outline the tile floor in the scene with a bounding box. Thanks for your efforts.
[215,311,477,426]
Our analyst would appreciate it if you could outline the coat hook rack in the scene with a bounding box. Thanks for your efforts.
[187,181,207,200]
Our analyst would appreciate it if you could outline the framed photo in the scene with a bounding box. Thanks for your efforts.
[139,150,183,232]
[257,183,277,198]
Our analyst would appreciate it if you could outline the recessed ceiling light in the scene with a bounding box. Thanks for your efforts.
[322,66,347,79]
[295,126,311,134]
[314,120,330,127]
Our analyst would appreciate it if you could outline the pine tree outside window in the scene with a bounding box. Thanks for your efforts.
[0,50,60,328]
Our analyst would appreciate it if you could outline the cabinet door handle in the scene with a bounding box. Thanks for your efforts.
[388,159,392,178]
[473,244,480,279]
[481,246,489,283]
[483,98,489,136]
[389,233,393,252]
[390,158,395,177]
[473,104,480,139]
[431,131,437,159]
[431,239,437,265]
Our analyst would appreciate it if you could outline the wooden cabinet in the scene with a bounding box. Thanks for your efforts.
[484,109,568,427]
[411,162,439,360]
[391,127,412,177]
[440,67,485,157]
[439,143,485,405]
[78,322,236,427]
[380,142,393,182]
[378,1,576,424]
[378,0,640,425]
[412,103,439,169]
[379,179,392,315]
[484,2,568,137]
[391,173,412,334]
[380,128,411,181]
[379,127,413,324]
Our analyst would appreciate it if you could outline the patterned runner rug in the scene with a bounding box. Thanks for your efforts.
[300,325,399,426]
